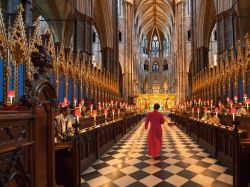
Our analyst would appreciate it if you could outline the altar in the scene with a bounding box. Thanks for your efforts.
[135,94,175,110]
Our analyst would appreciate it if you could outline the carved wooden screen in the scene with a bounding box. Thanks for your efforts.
[33,80,56,187]
[0,59,4,103]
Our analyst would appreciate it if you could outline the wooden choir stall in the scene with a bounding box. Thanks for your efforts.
[0,51,144,187]
[169,112,250,187]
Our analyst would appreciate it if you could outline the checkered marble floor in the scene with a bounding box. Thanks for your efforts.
[81,120,233,187]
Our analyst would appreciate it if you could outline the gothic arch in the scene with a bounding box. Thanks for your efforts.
[197,0,216,48]
[93,0,113,48]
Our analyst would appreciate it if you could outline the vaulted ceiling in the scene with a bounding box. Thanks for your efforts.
[135,0,174,40]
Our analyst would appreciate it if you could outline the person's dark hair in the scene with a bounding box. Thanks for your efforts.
[154,103,160,110]
[60,106,68,113]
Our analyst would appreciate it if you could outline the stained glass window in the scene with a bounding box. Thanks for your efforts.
[152,62,159,72]
[152,36,159,57]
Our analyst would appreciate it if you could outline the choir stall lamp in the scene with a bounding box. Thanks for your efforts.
[104,108,108,123]
[75,108,81,123]
[234,95,238,104]
[112,109,115,121]
[64,97,68,104]
[218,101,222,109]
[78,103,82,113]
[230,100,234,109]
[246,99,250,112]
[118,109,120,119]
[210,100,213,111]
[227,97,230,105]
[73,98,77,107]
[93,110,97,125]
[197,107,200,119]
[244,94,248,103]
[81,99,85,106]
[215,107,219,117]
[231,107,237,122]
[7,90,15,106]
[90,104,93,114]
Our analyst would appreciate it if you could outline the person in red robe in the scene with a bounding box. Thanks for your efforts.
[145,103,165,159]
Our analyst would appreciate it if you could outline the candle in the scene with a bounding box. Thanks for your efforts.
[234,96,238,104]
[230,100,233,109]
[73,98,77,106]
[7,90,15,105]
[104,108,108,122]
[118,109,120,119]
[90,104,93,113]
[61,102,67,108]
[215,107,219,117]
[64,97,68,104]
[218,101,222,108]
[192,107,194,115]
[81,99,85,105]
[75,109,81,123]
[112,109,115,121]
[244,94,248,102]
[93,110,97,125]
[246,99,250,111]
[78,103,82,112]
[204,107,208,113]
[197,107,200,119]
[231,107,236,121]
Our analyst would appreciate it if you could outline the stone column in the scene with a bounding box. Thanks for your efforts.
[176,0,188,103]
[123,1,133,101]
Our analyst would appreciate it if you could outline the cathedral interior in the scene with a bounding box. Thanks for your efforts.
[1,0,250,186]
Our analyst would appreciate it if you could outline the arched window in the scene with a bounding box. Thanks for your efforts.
[163,37,170,57]
[209,24,218,67]
[163,61,168,70]
[152,35,159,57]
[152,62,159,72]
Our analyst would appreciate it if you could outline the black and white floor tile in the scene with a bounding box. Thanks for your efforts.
[81,120,233,187]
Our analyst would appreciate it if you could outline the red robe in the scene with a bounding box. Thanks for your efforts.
[145,111,165,157]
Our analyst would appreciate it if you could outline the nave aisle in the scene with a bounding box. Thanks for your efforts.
[81,121,233,187]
